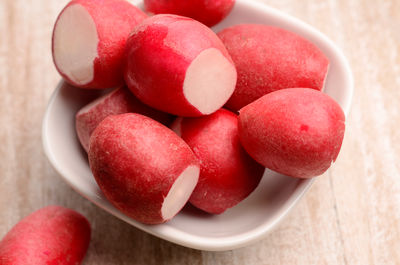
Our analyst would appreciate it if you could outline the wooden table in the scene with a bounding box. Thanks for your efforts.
[1,0,399,264]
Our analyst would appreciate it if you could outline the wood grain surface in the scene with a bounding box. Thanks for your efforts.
[1,0,399,264]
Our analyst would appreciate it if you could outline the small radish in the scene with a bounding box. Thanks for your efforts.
[0,206,90,265]
[144,0,235,27]
[238,88,345,179]
[88,113,200,224]
[52,0,147,89]
[124,14,237,117]
[171,109,264,214]
[218,24,329,111]
[76,86,173,152]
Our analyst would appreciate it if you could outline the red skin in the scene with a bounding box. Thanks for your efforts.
[76,86,174,152]
[238,88,345,179]
[88,113,199,224]
[144,0,235,27]
[173,109,264,214]
[52,0,147,89]
[0,206,90,265]
[124,14,235,117]
[218,24,330,111]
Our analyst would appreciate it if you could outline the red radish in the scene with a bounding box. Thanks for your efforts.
[88,113,200,224]
[218,24,330,111]
[171,109,264,214]
[52,0,147,89]
[75,86,173,152]
[238,88,345,179]
[124,14,237,117]
[143,0,235,27]
[0,206,90,265]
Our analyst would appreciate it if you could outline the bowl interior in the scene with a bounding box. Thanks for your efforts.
[43,0,353,251]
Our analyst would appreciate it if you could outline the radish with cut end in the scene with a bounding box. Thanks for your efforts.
[52,0,147,89]
[75,86,173,152]
[124,14,237,117]
[88,113,200,224]
[218,24,329,111]
[143,0,235,27]
[0,206,90,265]
[238,88,345,179]
[171,109,264,214]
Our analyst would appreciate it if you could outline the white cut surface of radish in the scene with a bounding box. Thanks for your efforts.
[53,4,99,85]
[161,165,200,220]
[183,48,237,114]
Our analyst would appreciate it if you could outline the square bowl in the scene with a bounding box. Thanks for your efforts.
[42,0,353,251]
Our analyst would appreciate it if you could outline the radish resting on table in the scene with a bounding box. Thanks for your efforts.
[0,206,91,265]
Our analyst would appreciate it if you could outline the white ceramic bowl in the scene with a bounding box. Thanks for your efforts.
[42,0,353,251]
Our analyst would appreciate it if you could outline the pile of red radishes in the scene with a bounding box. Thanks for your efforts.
[53,0,345,225]
[0,1,345,263]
